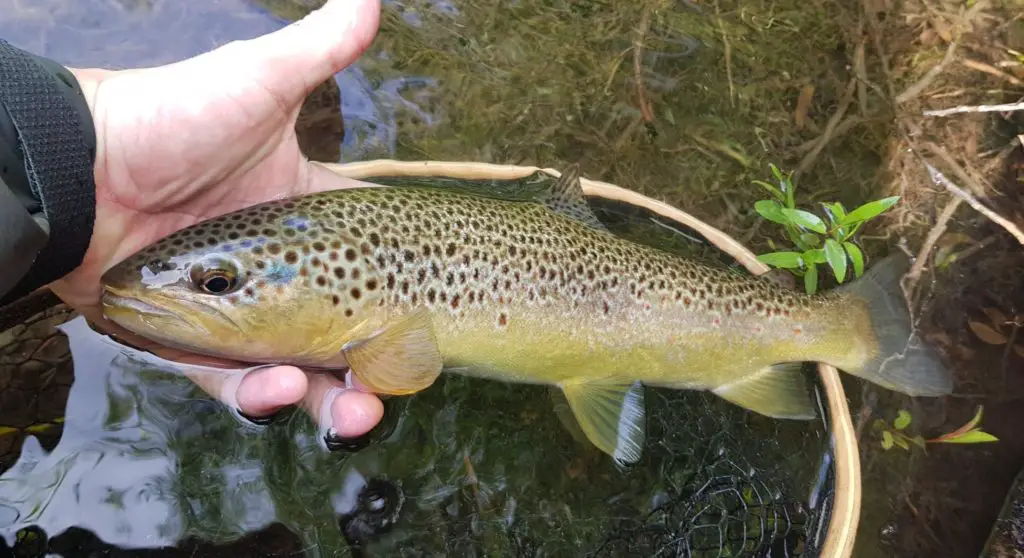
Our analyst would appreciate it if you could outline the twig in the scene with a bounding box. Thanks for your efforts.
[950,234,998,262]
[794,76,858,176]
[793,115,863,153]
[854,38,868,116]
[633,7,654,123]
[922,140,990,196]
[906,197,963,291]
[961,58,1024,87]
[924,162,1024,245]
[895,39,959,105]
[924,100,1024,117]
[714,0,735,107]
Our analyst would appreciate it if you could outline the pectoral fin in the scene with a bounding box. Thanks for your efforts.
[560,379,646,464]
[711,363,816,419]
[342,307,443,395]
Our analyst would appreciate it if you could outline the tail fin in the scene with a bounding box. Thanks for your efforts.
[837,253,953,397]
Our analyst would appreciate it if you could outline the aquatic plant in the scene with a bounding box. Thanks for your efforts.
[874,406,998,452]
[751,163,899,295]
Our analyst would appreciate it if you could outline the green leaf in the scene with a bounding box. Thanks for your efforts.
[841,196,900,225]
[802,249,826,265]
[894,436,910,450]
[770,163,785,183]
[894,410,912,430]
[752,180,784,202]
[781,208,827,234]
[824,202,847,225]
[843,242,865,277]
[881,430,894,450]
[804,263,819,295]
[754,200,789,225]
[938,430,999,444]
[910,435,927,448]
[799,233,821,247]
[824,238,848,283]
[756,251,804,269]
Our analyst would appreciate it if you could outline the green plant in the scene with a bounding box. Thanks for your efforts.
[874,406,999,452]
[751,163,900,294]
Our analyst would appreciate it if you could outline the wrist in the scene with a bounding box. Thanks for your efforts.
[0,41,100,304]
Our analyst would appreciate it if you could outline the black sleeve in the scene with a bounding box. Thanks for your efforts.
[0,39,98,307]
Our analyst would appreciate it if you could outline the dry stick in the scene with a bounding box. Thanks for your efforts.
[924,162,1024,245]
[794,75,858,177]
[632,7,654,124]
[924,100,1024,117]
[794,115,863,153]
[853,36,869,116]
[714,0,735,107]
[895,39,959,105]
[961,58,1024,87]
[905,197,963,291]
[923,140,991,196]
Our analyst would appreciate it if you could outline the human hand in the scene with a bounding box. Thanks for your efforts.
[47,0,388,443]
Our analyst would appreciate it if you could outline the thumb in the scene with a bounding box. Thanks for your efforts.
[209,0,381,107]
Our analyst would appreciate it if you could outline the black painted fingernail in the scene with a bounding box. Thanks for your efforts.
[338,478,404,546]
[324,428,372,453]
[237,407,290,426]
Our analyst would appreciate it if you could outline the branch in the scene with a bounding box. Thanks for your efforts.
[923,100,1024,117]
[924,162,1024,246]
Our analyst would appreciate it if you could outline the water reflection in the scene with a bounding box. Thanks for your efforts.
[0,309,833,556]
[0,1,841,555]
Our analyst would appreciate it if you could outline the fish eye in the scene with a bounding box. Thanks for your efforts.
[200,271,236,294]
[189,260,242,295]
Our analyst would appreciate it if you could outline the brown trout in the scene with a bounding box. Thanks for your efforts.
[100,166,952,463]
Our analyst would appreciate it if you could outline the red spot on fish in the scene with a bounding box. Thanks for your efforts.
[498,313,508,326]
[712,317,720,326]
[793,327,802,335]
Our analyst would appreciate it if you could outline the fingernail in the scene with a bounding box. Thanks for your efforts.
[236,407,291,427]
[323,428,373,453]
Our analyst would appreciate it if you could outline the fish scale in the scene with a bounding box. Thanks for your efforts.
[101,165,953,464]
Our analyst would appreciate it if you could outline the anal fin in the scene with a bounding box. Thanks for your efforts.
[711,363,816,419]
[342,307,443,395]
[560,379,646,464]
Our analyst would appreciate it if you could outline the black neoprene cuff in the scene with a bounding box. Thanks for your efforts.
[0,39,97,306]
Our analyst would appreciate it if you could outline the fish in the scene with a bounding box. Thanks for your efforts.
[99,165,953,464]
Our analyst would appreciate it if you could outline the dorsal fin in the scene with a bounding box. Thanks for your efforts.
[543,164,608,231]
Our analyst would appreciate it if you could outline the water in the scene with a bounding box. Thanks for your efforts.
[1,0,1021,556]
[0,176,835,556]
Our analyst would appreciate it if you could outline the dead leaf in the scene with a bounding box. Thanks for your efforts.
[983,307,1010,327]
[927,331,954,348]
[920,28,938,48]
[968,320,1008,345]
[795,84,815,131]
[933,19,953,43]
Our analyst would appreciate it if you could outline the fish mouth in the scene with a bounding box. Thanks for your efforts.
[101,287,190,327]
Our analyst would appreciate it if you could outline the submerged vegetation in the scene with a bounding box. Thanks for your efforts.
[0,0,1021,555]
